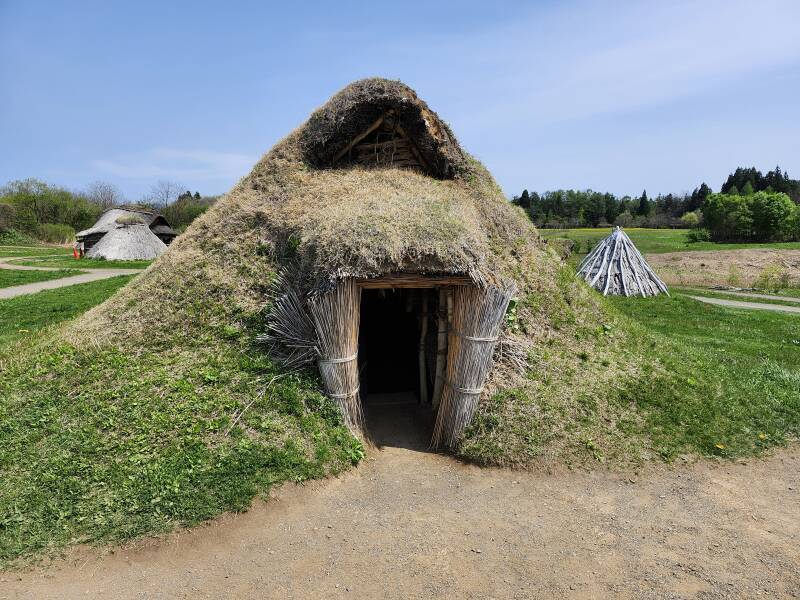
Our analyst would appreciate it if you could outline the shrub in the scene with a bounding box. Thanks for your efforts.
[749,191,798,241]
[37,223,75,244]
[703,191,798,242]
[0,203,15,231]
[680,210,700,228]
[727,265,742,287]
[686,228,711,243]
[754,265,790,291]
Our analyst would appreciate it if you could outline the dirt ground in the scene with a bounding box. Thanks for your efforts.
[3,405,799,600]
[647,249,800,288]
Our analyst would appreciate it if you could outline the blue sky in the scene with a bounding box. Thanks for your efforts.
[2,0,799,201]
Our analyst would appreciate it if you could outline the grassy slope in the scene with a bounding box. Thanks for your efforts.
[539,227,800,255]
[0,268,84,289]
[0,276,134,346]
[608,295,800,459]
[460,292,800,466]
[15,256,153,269]
[0,279,362,567]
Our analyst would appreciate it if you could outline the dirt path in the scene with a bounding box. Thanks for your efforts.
[687,294,800,314]
[687,288,800,304]
[0,257,142,299]
[3,405,799,600]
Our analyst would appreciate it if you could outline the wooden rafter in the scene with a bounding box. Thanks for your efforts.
[394,124,430,172]
[332,110,395,165]
[356,274,472,289]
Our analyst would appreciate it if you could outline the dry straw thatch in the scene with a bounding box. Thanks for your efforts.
[68,78,631,454]
[85,224,167,260]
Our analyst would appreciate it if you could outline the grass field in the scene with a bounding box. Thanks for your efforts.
[15,256,153,269]
[1,256,799,566]
[0,246,69,258]
[0,275,361,566]
[0,268,84,289]
[606,294,800,460]
[539,227,800,255]
[0,275,135,347]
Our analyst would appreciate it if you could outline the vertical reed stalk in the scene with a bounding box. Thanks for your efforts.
[418,291,429,405]
[431,282,516,449]
[308,278,364,434]
[432,287,448,409]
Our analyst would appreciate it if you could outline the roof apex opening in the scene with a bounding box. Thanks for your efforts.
[300,78,467,179]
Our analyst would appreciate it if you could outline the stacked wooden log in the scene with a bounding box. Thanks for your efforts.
[576,227,669,297]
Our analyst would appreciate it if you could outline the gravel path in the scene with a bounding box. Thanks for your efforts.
[3,404,799,600]
[694,289,800,304]
[687,295,800,314]
[0,257,142,299]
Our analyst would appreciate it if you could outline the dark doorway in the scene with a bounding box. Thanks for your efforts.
[359,289,419,395]
[358,288,433,448]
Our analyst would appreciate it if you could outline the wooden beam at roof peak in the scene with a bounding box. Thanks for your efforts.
[333,110,395,165]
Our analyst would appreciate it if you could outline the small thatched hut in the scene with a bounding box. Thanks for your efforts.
[70,78,625,452]
[76,208,177,258]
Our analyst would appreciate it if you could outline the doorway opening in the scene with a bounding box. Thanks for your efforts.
[358,288,432,448]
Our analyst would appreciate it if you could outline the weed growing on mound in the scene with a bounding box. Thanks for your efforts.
[0,334,360,567]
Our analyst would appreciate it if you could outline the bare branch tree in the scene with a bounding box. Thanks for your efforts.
[85,181,123,209]
[146,180,183,210]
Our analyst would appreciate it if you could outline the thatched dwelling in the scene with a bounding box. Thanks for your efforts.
[577,227,669,297]
[85,224,167,260]
[69,78,633,453]
[76,208,177,256]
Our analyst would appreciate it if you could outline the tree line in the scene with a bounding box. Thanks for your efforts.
[512,185,711,229]
[0,178,217,244]
[513,165,800,242]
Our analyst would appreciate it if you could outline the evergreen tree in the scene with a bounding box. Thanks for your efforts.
[518,189,531,209]
[636,190,650,216]
[742,181,754,195]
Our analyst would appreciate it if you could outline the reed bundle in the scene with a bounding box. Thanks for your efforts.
[431,282,516,449]
[257,266,318,368]
[308,279,364,433]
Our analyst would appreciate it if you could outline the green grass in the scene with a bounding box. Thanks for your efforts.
[539,227,800,255]
[460,287,800,468]
[607,294,800,460]
[0,281,361,567]
[15,256,152,269]
[0,247,69,258]
[0,268,84,289]
[0,275,135,346]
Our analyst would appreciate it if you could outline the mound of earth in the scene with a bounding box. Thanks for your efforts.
[0,78,706,564]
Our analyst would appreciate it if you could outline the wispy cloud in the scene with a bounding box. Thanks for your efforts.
[90,148,257,181]
[410,0,800,127]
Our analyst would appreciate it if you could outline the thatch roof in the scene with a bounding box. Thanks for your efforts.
[577,227,669,297]
[85,224,167,260]
[299,78,468,179]
[76,208,175,239]
[71,78,562,340]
